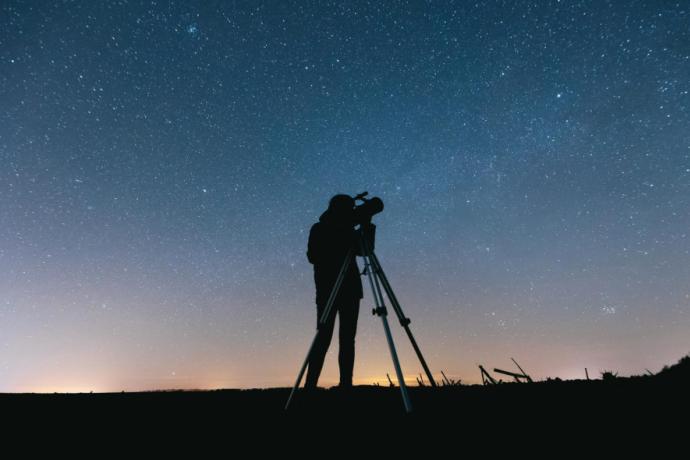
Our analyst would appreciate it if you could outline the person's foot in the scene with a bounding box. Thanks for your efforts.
[335,383,353,392]
[303,384,319,394]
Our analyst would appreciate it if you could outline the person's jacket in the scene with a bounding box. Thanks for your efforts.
[307,210,372,306]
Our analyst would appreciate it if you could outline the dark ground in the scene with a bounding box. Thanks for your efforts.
[3,356,687,448]
[4,374,687,432]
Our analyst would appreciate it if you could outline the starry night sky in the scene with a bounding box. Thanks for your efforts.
[1,1,688,392]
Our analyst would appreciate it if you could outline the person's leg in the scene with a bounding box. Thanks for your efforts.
[305,302,337,389]
[338,298,360,387]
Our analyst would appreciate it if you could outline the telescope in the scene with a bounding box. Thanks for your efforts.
[352,191,384,225]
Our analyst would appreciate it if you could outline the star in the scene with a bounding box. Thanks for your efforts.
[186,24,199,36]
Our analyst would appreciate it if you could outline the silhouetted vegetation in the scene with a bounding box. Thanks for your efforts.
[601,370,618,381]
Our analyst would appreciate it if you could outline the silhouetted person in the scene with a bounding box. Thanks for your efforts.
[305,194,368,389]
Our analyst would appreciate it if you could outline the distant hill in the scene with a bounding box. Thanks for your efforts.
[656,353,690,380]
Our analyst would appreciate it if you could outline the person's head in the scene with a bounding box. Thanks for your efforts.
[326,194,355,223]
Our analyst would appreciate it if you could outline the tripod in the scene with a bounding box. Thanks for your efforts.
[285,222,436,413]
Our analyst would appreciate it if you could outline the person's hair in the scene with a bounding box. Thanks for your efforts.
[328,194,354,211]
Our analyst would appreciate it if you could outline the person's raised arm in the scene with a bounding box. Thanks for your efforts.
[355,223,376,256]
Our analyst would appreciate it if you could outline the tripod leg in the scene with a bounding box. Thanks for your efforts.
[360,241,413,413]
[285,246,355,411]
[368,250,438,387]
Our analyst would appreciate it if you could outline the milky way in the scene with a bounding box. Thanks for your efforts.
[1,1,688,391]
